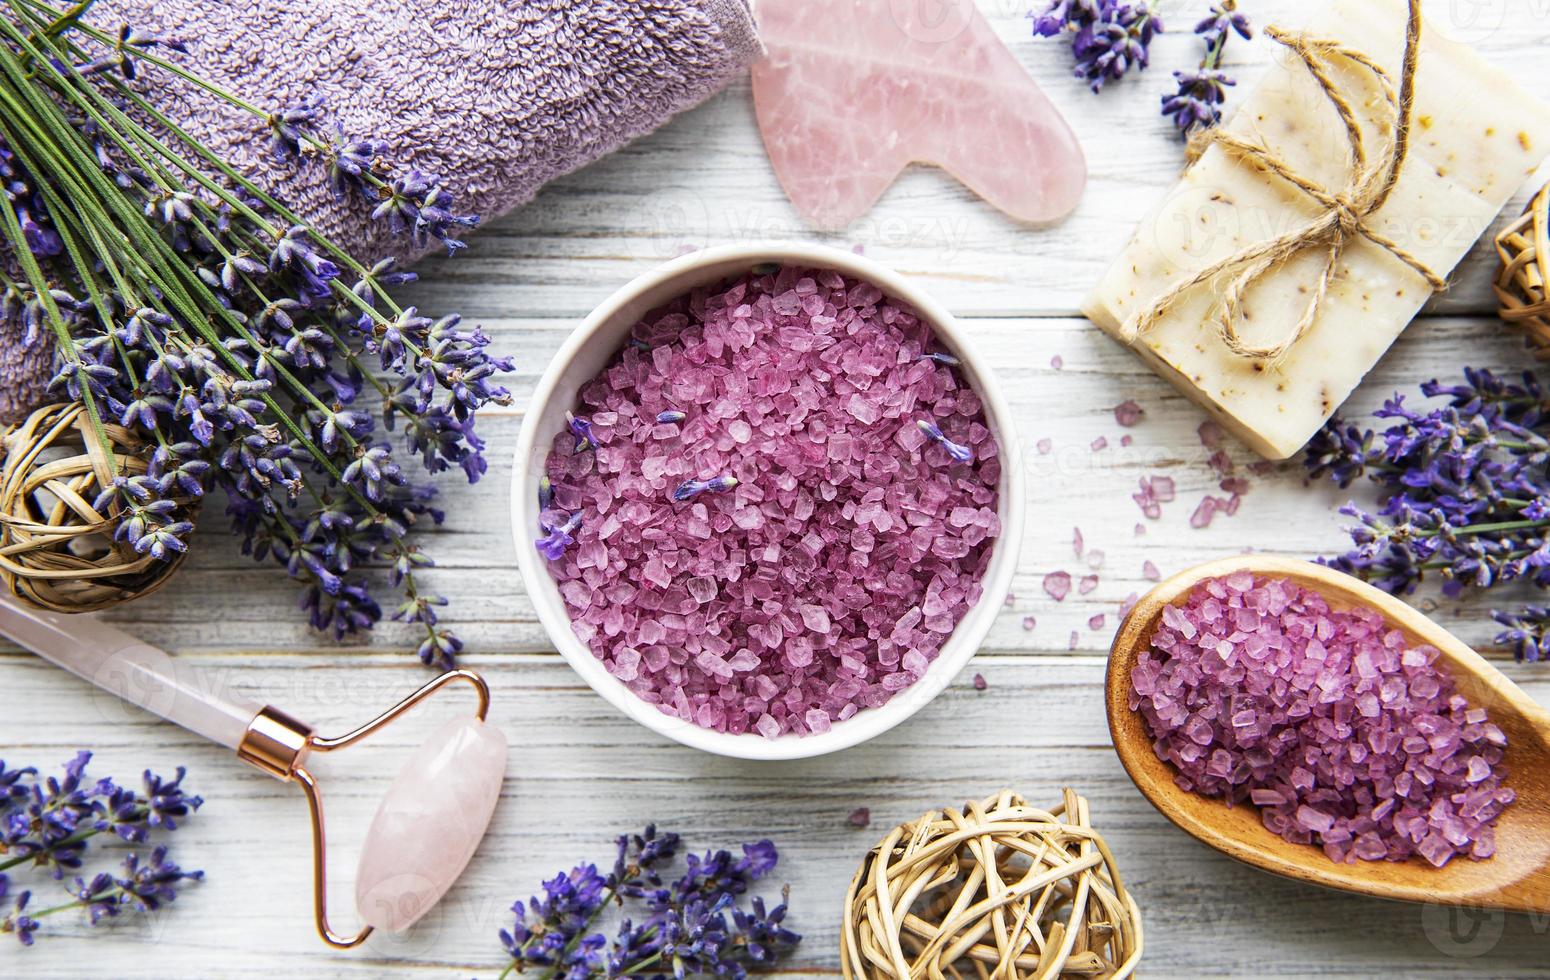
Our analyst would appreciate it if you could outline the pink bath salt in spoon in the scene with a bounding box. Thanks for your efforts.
[751,0,1087,230]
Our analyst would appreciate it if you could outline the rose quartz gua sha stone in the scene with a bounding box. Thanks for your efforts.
[751,0,1087,230]
[355,715,508,932]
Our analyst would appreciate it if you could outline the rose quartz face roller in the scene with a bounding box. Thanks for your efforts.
[0,595,508,948]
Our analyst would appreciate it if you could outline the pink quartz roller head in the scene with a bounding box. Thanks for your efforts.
[0,596,508,948]
[352,709,508,933]
[244,671,508,946]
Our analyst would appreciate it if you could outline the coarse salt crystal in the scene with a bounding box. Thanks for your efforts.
[1043,571,1072,602]
[1114,400,1144,426]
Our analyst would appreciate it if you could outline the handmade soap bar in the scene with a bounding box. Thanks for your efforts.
[1083,0,1550,459]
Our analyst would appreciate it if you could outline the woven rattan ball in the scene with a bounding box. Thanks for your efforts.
[0,403,190,612]
[841,790,1142,980]
[1495,181,1550,357]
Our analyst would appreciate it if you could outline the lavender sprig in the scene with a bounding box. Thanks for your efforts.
[496,826,797,980]
[0,753,201,946]
[0,2,514,667]
[1031,0,1162,92]
[536,511,583,561]
[1162,1,1252,138]
[568,411,599,453]
[1304,368,1550,661]
[917,420,973,464]
[672,476,738,503]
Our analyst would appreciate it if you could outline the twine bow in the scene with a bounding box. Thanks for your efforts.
[1121,0,1446,365]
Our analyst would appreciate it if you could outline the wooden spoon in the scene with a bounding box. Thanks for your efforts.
[1106,555,1550,912]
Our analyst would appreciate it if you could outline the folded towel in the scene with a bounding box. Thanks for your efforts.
[1,0,760,423]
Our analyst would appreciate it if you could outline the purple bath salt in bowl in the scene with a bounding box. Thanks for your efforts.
[1130,573,1514,868]
[536,264,1001,739]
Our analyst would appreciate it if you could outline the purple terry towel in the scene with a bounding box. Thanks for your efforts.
[0,0,760,424]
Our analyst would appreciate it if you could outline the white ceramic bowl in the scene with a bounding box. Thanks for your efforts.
[511,243,1024,760]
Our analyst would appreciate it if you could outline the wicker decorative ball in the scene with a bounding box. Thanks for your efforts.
[841,790,1142,980]
[1495,181,1550,357]
[0,402,191,612]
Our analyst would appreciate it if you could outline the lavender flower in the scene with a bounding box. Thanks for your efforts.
[497,827,797,979]
[267,96,324,160]
[917,420,974,463]
[1032,0,1162,92]
[656,410,687,424]
[0,878,38,946]
[673,476,739,502]
[1161,68,1235,135]
[1492,607,1549,663]
[920,351,960,367]
[0,754,200,945]
[1305,368,1550,662]
[568,411,600,452]
[1162,2,1252,138]
[537,511,583,561]
[370,169,479,253]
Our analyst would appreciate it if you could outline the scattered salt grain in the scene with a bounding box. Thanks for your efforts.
[1197,420,1224,449]
[1079,574,1099,595]
[1022,615,1037,631]
[1072,527,1085,558]
[543,265,1000,739]
[1142,560,1160,582]
[973,673,988,691]
[1130,574,1514,867]
[1133,475,1176,520]
[1091,436,1108,452]
[1050,355,1064,370]
[848,806,871,828]
[1114,400,1144,426]
[1121,434,1133,447]
[1037,438,1053,455]
[1189,497,1217,529]
[1043,571,1072,602]
[1068,630,1080,650]
[1088,614,1106,631]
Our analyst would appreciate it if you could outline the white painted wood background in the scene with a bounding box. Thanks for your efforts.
[7,0,1550,975]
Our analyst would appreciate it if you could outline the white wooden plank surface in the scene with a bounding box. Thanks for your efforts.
[7,0,1550,976]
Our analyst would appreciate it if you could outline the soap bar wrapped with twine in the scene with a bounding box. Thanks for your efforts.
[1084,0,1550,459]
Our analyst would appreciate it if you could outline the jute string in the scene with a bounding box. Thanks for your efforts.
[1120,0,1446,365]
